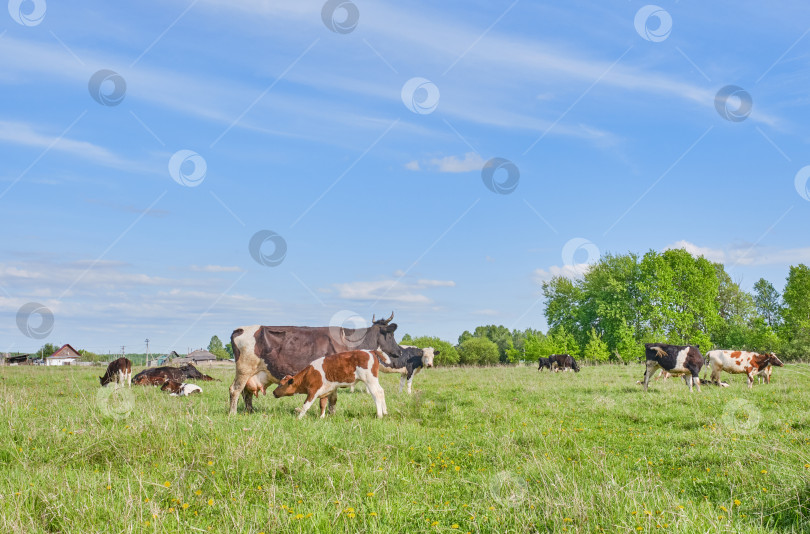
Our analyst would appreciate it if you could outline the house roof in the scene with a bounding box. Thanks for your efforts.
[188,349,217,361]
[47,344,81,359]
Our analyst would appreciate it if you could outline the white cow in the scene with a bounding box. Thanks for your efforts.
[705,350,784,389]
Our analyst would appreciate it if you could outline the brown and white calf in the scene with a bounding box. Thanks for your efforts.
[272,350,389,419]
[99,357,132,387]
[705,350,784,389]
[160,380,203,396]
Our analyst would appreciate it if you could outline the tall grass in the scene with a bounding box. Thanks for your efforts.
[1,363,808,533]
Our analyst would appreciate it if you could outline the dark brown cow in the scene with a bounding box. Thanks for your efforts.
[548,354,580,372]
[642,343,704,392]
[99,357,132,387]
[132,363,215,386]
[229,312,404,414]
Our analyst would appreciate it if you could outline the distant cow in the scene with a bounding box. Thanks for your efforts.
[379,345,436,394]
[549,354,580,372]
[229,312,403,414]
[132,363,215,386]
[272,350,389,419]
[161,380,202,396]
[642,343,704,392]
[705,350,784,389]
[537,357,551,371]
[100,357,132,387]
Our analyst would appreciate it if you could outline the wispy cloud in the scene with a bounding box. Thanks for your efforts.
[333,276,455,304]
[665,240,810,266]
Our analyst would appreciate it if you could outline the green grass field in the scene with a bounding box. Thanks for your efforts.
[1,363,809,533]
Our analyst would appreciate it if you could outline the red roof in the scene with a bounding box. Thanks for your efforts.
[47,344,81,359]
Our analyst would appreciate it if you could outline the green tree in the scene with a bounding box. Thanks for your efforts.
[457,337,499,366]
[781,264,810,359]
[753,278,781,328]
[504,340,521,364]
[39,343,58,358]
[403,336,460,366]
[207,335,229,360]
[225,343,234,359]
[583,328,610,363]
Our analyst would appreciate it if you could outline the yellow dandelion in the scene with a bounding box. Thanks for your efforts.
[761,470,767,474]
[144,498,149,503]
[182,503,189,510]
[195,490,202,496]
[163,481,171,488]
[347,513,356,519]
[369,512,377,517]
[168,508,175,513]
[637,528,643,532]
[295,514,304,519]
[762,488,768,492]
[106,485,111,491]
[734,499,741,506]
[564,517,572,522]
[451,525,459,529]
[208,499,214,506]
[366,492,374,497]
[431,521,439,526]
[719,506,727,513]
[455,466,461,471]
[257,485,262,490]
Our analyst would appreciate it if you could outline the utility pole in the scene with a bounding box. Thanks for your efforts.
[145,338,150,366]
[121,346,125,362]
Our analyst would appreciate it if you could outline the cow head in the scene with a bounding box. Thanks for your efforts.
[370,312,402,357]
[272,375,298,398]
[99,375,109,386]
[161,380,183,393]
[421,347,436,368]
[767,353,784,367]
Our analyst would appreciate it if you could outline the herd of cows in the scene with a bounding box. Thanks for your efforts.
[95,313,786,418]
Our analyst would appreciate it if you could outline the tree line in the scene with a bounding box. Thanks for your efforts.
[404,250,809,365]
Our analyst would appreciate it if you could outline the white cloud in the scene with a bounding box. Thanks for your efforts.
[665,240,727,262]
[533,264,591,283]
[665,240,810,267]
[405,160,421,171]
[428,152,485,173]
[333,276,455,304]
[190,265,244,273]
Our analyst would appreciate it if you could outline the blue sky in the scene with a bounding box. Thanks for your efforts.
[2,0,809,355]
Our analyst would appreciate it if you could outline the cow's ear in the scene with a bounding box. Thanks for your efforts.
[385,323,398,332]
[434,350,441,355]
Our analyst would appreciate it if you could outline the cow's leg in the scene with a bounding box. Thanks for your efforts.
[710,364,721,385]
[642,362,659,392]
[298,393,318,420]
[229,372,251,415]
[126,371,132,387]
[349,384,355,393]
[364,377,386,418]
[241,388,254,413]
[398,375,406,393]
[328,391,338,415]
[319,397,329,418]
[747,372,754,389]
[406,373,414,394]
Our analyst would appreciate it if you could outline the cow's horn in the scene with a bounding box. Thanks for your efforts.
[371,314,376,323]
[386,311,394,324]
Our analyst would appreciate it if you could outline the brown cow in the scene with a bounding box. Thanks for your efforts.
[272,350,388,419]
[132,363,214,386]
[100,357,132,387]
[229,312,403,414]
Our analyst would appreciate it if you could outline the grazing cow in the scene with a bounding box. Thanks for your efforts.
[272,350,389,419]
[757,365,773,385]
[161,380,202,396]
[642,343,704,392]
[537,357,551,371]
[229,312,403,414]
[705,350,784,389]
[379,345,437,394]
[99,357,132,387]
[132,363,215,386]
[548,354,580,372]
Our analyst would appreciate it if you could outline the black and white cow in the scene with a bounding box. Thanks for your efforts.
[642,343,704,392]
[537,357,552,371]
[379,345,436,394]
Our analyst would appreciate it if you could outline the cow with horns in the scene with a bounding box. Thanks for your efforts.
[228,312,403,414]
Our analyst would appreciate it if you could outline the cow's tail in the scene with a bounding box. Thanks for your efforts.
[230,328,244,362]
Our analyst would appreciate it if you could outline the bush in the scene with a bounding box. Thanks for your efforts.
[458,337,499,366]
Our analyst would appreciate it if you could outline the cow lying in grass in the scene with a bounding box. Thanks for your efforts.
[273,350,389,419]
[161,380,202,396]
[132,363,215,386]
[642,343,704,392]
[704,350,784,389]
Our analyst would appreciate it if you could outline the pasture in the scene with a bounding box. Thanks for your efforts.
[1,364,809,533]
